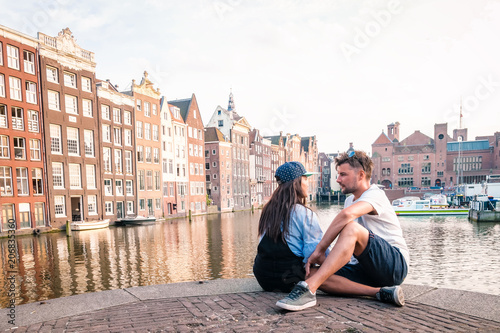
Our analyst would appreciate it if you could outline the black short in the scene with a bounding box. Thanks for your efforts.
[335,230,408,287]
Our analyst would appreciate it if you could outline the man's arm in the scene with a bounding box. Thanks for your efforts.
[305,201,375,274]
[317,201,375,251]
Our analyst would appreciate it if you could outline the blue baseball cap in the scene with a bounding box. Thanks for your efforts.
[275,161,314,185]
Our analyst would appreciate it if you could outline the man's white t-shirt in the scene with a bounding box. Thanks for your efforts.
[344,184,410,266]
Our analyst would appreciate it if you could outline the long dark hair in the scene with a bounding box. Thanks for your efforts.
[258,176,308,242]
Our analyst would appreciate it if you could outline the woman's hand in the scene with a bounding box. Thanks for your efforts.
[305,248,326,277]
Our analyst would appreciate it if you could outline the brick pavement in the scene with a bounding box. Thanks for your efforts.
[11,291,500,332]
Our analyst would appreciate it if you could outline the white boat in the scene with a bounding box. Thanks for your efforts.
[70,219,110,231]
[392,197,468,216]
[115,216,156,226]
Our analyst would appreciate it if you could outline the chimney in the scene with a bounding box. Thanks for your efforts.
[387,122,400,142]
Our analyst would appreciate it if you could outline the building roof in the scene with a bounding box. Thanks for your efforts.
[447,140,490,152]
[168,98,191,121]
[301,137,311,151]
[264,136,281,145]
[205,127,226,142]
[399,130,434,146]
[373,132,393,145]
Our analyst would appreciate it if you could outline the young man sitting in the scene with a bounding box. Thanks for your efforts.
[276,150,409,311]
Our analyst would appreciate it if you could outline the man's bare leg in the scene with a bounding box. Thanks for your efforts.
[306,222,370,293]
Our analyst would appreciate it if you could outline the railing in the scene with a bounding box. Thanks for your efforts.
[43,35,57,48]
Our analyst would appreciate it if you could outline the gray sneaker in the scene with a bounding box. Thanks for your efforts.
[376,286,405,306]
[276,281,317,311]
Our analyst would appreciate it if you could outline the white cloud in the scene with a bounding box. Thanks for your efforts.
[2,0,500,153]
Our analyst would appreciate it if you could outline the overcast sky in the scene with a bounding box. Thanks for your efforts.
[2,0,500,154]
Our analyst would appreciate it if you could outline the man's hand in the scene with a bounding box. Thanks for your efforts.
[305,248,326,277]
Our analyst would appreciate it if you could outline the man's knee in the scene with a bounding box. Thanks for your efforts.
[341,222,366,238]
[341,223,369,255]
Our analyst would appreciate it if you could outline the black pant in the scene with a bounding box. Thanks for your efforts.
[253,235,306,292]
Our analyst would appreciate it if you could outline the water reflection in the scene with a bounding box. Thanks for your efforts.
[1,205,499,307]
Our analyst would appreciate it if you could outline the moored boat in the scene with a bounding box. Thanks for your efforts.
[70,219,110,231]
[115,216,156,226]
[469,195,500,222]
[392,197,468,216]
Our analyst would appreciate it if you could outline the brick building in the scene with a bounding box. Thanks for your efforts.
[124,72,162,218]
[372,122,500,189]
[38,28,101,228]
[169,94,206,215]
[0,25,46,233]
[160,96,178,217]
[265,133,286,193]
[301,136,319,199]
[168,103,189,215]
[249,129,264,206]
[205,127,233,211]
[318,152,332,194]
[97,80,136,220]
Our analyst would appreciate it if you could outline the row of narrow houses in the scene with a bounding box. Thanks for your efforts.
[0,25,323,235]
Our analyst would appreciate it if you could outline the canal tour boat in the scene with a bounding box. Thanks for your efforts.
[70,219,110,231]
[392,196,469,216]
[115,216,157,226]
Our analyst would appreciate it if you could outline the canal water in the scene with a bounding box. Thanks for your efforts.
[1,203,499,307]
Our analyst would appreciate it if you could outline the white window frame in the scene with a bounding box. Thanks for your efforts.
[115,149,122,173]
[153,125,159,141]
[127,201,134,214]
[104,179,113,196]
[23,50,35,74]
[16,167,29,195]
[145,123,151,140]
[52,162,64,189]
[67,127,80,156]
[82,99,92,117]
[28,110,39,132]
[113,127,122,146]
[81,76,92,92]
[101,105,110,120]
[124,110,131,125]
[54,196,66,217]
[88,195,97,215]
[65,95,78,114]
[0,135,9,159]
[64,72,77,88]
[0,166,13,196]
[13,137,26,160]
[11,106,24,130]
[0,105,6,128]
[126,179,133,196]
[46,66,59,83]
[103,147,112,173]
[0,74,5,98]
[50,124,62,154]
[136,121,143,138]
[29,138,41,161]
[84,130,94,157]
[105,202,113,215]
[32,168,43,195]
[9,77,22,101]
[125,150,133,174]
[7,45,20,70]
[144,102,150,117]
[86,164,96,189]
[48,90,60,111]
[116,179,123,196]
[124,129,132,146]
[102,124,111,143]
[113,108,121,124]
[69,164,82,189]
